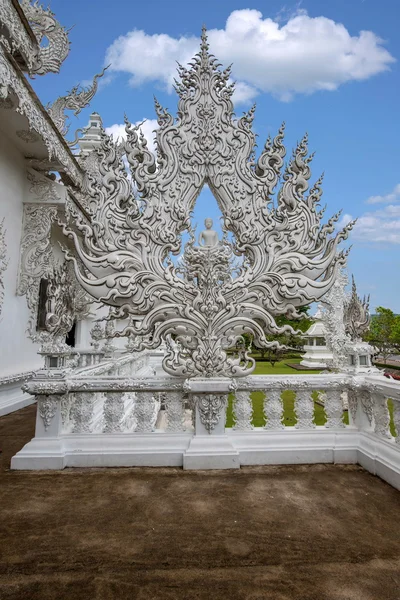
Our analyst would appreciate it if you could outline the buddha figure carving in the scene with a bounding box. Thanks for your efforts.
[198,218,219,248]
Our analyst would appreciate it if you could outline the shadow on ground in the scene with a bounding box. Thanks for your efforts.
[0,405,399,600]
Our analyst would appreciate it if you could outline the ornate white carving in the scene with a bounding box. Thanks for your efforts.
[135,392,159,432]
[71,392,94,433]
[233,391,253,431]
[17,204,57,339]
[0,0,37,72]
[47,67,108,141]
[347,388,358,422]
[321,270,349,370]
[90,321,104,350]
[194,394,228,433]
[373,395,392,439]
[294,390,316,429]
[27,170,61,202]
[164,391,186,432]
[324,389,345,428]
[63,30,353,379]
[103,392,125,432]
[0,369,35,386]
[20,0,70,76]
[344,276,370,341]
[102,316,116,357]
[0,217,8,317]
[263,390,284,430]
[44,261,90,350]
[38,395,58,430]
[0,44,82,184]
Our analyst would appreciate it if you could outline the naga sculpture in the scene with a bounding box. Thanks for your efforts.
[20,0,70,76]
[62,29,354,378]
[47,67,108,141]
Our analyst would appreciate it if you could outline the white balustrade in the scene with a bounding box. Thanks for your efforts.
[9,367,400,489]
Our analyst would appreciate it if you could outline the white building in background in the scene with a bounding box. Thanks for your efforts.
[300,306,333,369]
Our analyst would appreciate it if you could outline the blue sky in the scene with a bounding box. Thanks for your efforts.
[32,0,400,312]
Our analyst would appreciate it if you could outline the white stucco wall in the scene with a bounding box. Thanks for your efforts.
[0,131,43,377]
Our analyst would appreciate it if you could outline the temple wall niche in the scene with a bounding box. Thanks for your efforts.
[0,131,42,379]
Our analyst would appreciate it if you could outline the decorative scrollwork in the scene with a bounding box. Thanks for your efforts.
[38,395,58,431]
[62,29,354,379]
[195,393,228,433]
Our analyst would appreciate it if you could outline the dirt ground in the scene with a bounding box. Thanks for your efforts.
[0,405,400,600]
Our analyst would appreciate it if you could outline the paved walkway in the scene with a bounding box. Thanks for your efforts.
[1,405,400,600]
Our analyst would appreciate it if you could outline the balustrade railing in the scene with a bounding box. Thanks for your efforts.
[10,365,400,488]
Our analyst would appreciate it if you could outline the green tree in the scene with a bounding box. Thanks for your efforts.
[254,306,313,365]
[365,307,400,364]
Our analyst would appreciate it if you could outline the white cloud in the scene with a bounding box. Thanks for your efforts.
[341,205,400,244]
[365,183,400,205]
[105,8,395,103]
[105,118,158,155]
[231,81,259,105]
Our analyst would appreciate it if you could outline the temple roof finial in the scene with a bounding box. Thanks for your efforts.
[200,25,209,56]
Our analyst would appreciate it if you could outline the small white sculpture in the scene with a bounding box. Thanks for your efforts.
[198,218,219,248]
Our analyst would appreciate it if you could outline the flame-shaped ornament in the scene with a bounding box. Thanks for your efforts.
[62,29,354,378]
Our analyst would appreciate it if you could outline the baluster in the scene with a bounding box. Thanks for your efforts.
[392,401,400,444]
[294,389,315,429]
[122,392,137,432]
[135,392,159,432]
[264,390,284,430]
[165,392,186,432]
[233,391,253,431]
[325,389,345,428]
[373,394,392,439]
[71,392,95,433]
[103,392,125,432]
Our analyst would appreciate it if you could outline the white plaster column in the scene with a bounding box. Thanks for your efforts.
[183,379,240,470]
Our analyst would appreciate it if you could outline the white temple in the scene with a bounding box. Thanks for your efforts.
[0,3,399,486]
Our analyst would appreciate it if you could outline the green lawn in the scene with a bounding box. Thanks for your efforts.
[226,358,346,428]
